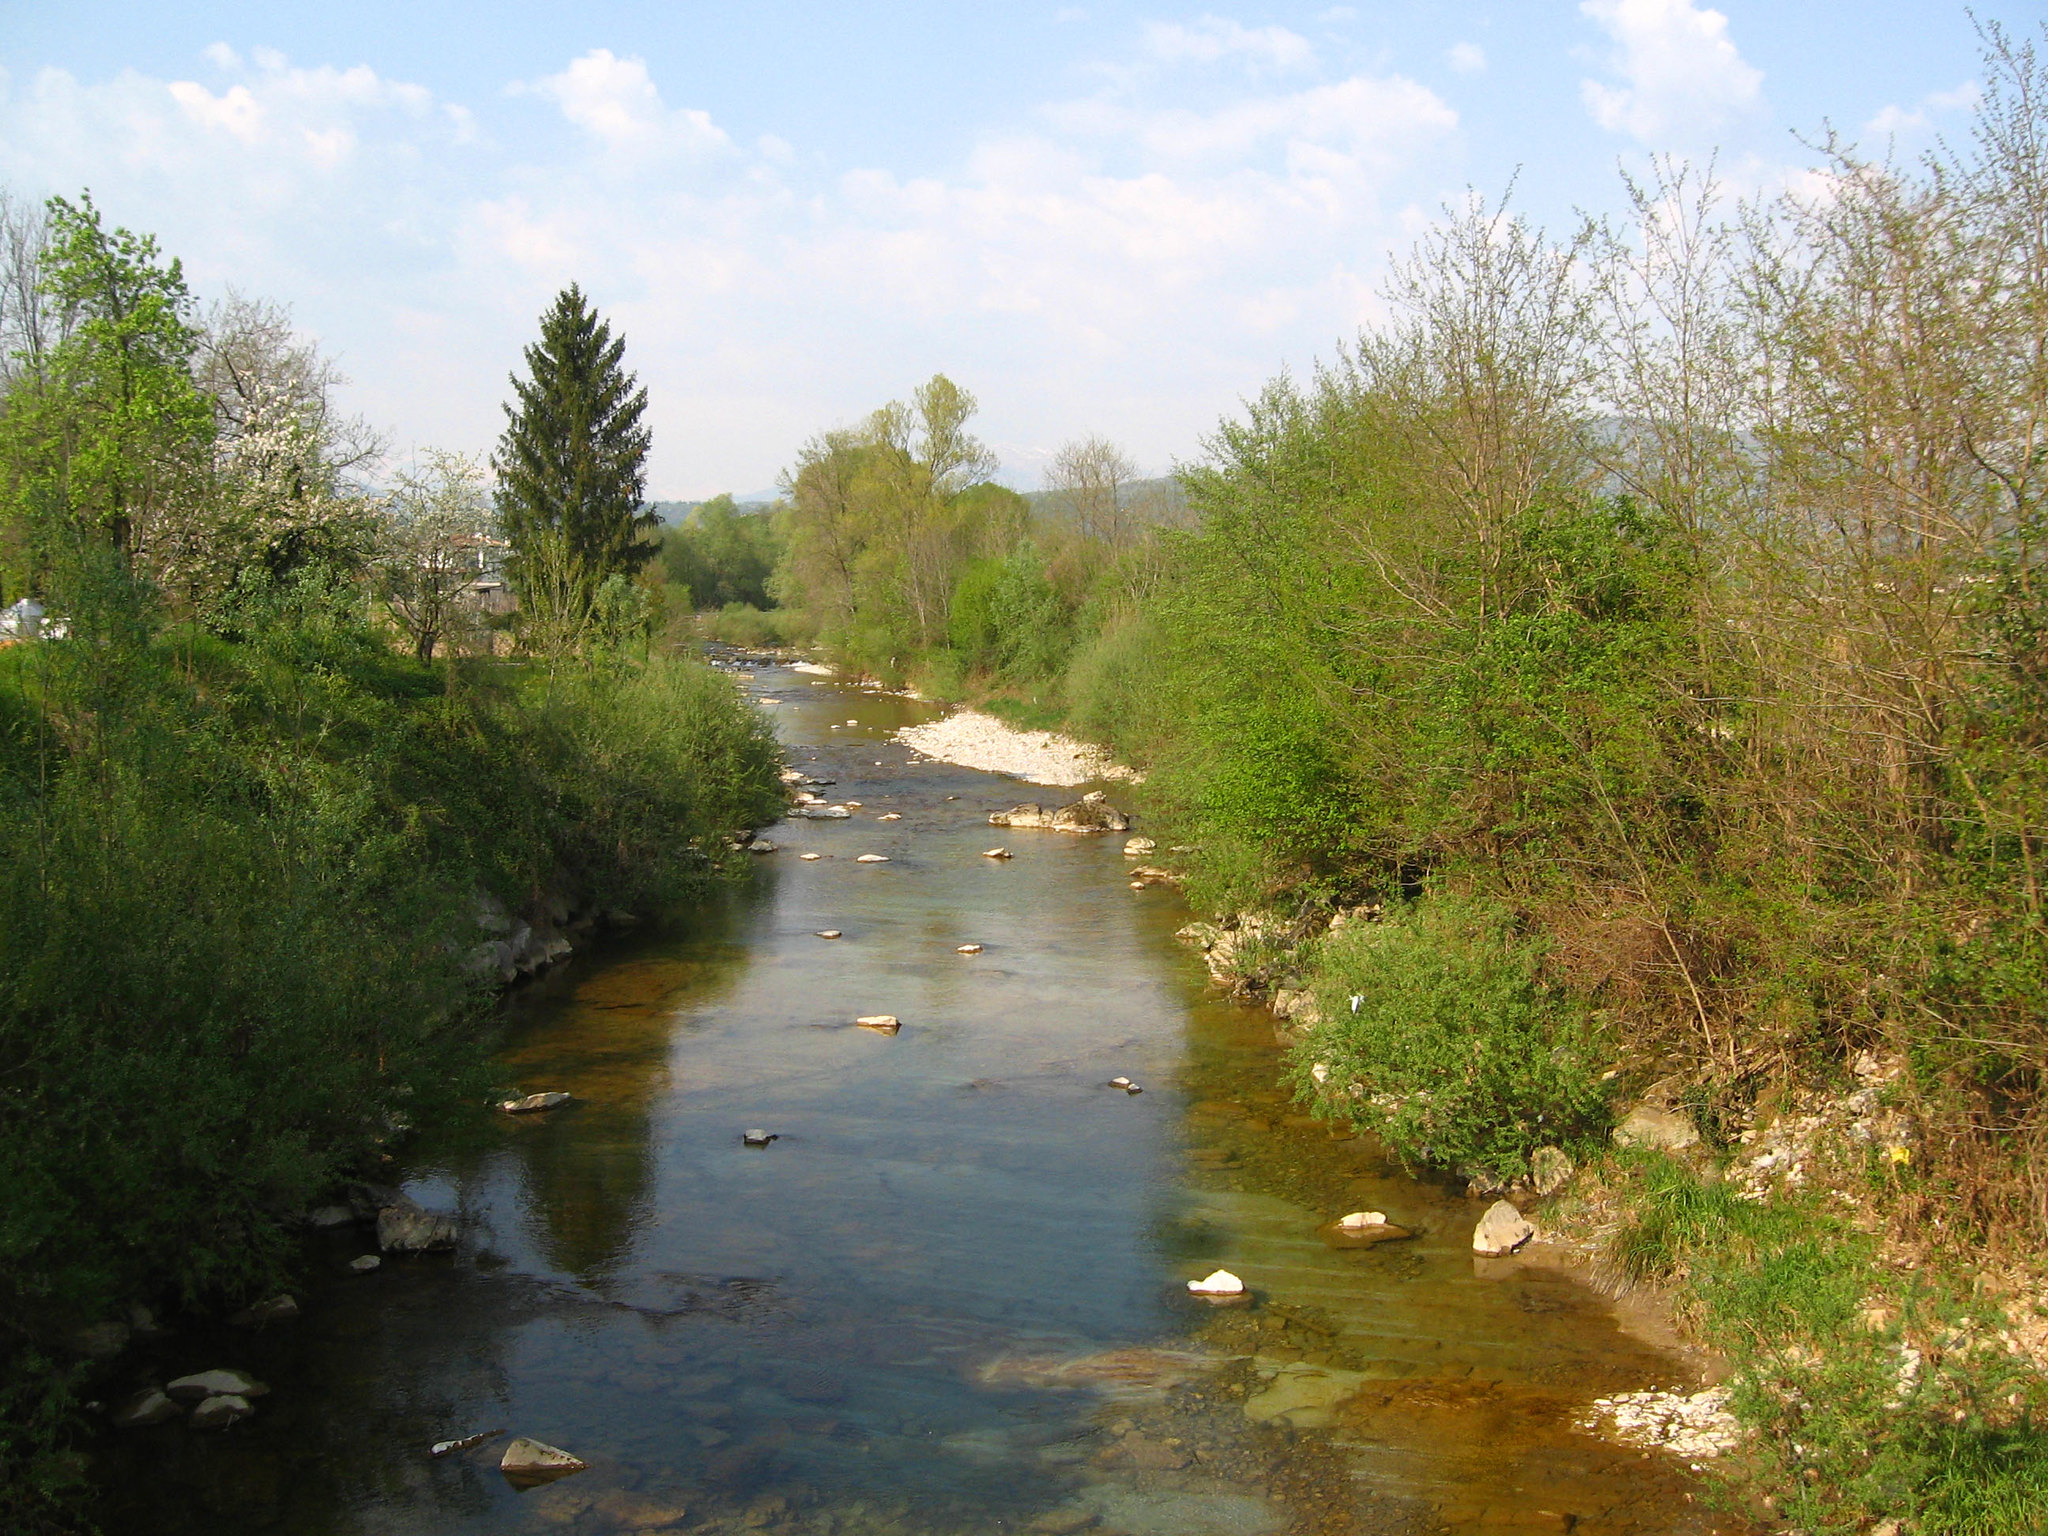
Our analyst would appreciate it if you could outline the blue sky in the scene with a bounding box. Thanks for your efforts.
[0,1,2036,497]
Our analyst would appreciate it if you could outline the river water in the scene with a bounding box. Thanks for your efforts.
[97,663,1730,1536]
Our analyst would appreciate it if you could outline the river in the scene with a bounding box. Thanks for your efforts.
[96,661,1729,1536]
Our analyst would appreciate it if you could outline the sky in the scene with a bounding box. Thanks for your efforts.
[0,1,2038,498]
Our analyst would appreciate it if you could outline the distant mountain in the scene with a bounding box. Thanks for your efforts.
[1026,475,1191,530]
[648,495,781,527]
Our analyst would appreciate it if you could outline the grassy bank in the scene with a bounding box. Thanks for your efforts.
[0,570,781,1532]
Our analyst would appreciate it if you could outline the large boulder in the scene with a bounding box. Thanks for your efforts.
[1472,1200,1534,1256]
[1613,1103,1700,1153]
[989,792,1130,834]
[110,1389,181,1429]
[167,1369,269,1404]
[188,1394,253,1430]
[1531,1145,1576,1195]
[501,1436,588,1489]
[376,1195,458,1253]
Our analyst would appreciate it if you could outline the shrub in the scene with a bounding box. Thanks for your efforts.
[1287,898,1610,1177]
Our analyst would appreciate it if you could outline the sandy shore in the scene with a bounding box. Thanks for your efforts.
[894,710,1138,787]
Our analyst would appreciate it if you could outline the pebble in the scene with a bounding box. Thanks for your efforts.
[856,854,890,863]
[349,1254,382,1274]
[983,847,1012,859]
[742,1129,779,1146]
[956,943,984,954]
[878,813,902,821]
[856,1015,902,1034]
[431,1428,504,1458]
[801,853,822,860]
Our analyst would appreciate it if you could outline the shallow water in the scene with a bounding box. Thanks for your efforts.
[94,664,1733,1536]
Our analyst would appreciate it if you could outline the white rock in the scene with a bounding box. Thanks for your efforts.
[742,1129,778,1146]
[168,1369,270,1403]
[1123,837,1156,856]
[188,1394,253,1430]
[815,929,842,939]
[956,943,983,954]
[846,719,859,726]
[1109,1077,1132,1089]
[431,1428,502,1457]
[983,847,1012,859]
[348,1255,382,1274]
[856,1015,902,1034]
[1472,1200,1534,1256]
[1123,1083,1143,1095]
[499,1091,573,1114]
[1337,1212,1387,1230]
[748,839,778,854]
[377,1196,458,1253]
[1187,1269,1246,1296]
[877,813,902,821]
[856,854,890,863]
[500,1436,588,1485]
[110,1388,182,1428]
[800,853,822,861]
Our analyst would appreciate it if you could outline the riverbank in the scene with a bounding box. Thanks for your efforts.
[893,708,1137,787]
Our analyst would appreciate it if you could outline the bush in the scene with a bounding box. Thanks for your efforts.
[1287,898,1610,1177]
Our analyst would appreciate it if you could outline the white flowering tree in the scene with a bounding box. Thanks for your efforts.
[379,449,493,663]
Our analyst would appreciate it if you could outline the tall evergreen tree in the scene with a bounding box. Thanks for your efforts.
[493,285,655,622]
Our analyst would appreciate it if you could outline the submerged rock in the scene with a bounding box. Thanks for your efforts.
[348,1255,382,1274]
[856,1015,902,1034]
[431,1428,504,1458]
[1472,1200,1535,1256]
[377,1196,458,1253]
[1338,1211,1387,1230]
[855,854,890,863]
[1187,1269,1246,1297]
[956,943,983,954]
[982,847,1012,859]
[228,1294,299,1326]
[747,839,778,854]
[168,1369,269,1403]
[499,1091,573,1114]
[500,1436,587,1488]
[800,852,822,860]
[742,1129,778,1146]
[815,929,842,939]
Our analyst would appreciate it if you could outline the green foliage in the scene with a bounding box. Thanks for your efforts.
[1287,900,1611,1177]
[1615,1159,2048,1533]
[494,284,656,645]
[947,547,1074,680]
[662,494,782,610]
[0,193,211,566]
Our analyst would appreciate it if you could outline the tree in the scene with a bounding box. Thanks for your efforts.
[1046,435,1138,547]
[379,449,491,663]
[0,192,212,575]
[493,284,654,650]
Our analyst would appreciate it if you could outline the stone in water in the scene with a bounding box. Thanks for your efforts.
[110,1388,181,1429]
[1187,1269,1245,1297]
[1123,1082,1143,1094]
[1108,1076,1132,1089]
[856,1015,902,1034]
[500,1436,588,1489]
[349,1254,381,1274]
[742,1129,778,1146]
[167,1369,269,1403]
[228,1294,299,1326]
[1473,1199,1535,1257]
[956,943,983,954]
[983,847,1011,859]
[431,1428,503,1457]
[499,1091,572,1114]
[856,854,889,863]
[800,852,822,860]
[878,812,902,821]
[1338,1211,1387,1230]
[188,1394,253,1430]
[815,929,842,939]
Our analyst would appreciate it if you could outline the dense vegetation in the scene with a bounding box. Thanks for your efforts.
[0,198,781,1530]
[758,25,2048,1528]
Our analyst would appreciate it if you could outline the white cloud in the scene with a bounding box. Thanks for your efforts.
[0,37,1460,496]
[524,49,731,159]
[1446,42,1487,75]
[1865,79,1979,138]
[1579,0,1762,144]
[1144,16,1316,72]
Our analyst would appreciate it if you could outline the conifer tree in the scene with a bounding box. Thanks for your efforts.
[493,285,655,630]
